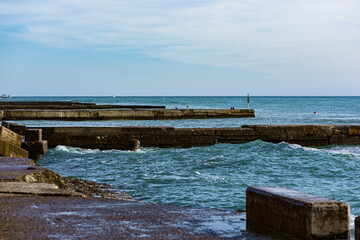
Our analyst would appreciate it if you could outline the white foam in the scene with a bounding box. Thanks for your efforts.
[285,143,360,159]
[55,145,100,154]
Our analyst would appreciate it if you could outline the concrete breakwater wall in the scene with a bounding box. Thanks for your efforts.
[1,109,255,120]
[38,125,360,149]
[0,101,165,110]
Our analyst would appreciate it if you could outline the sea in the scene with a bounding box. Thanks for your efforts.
[3,96,360,228]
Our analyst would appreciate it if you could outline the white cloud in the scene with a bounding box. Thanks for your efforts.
[0,0,359,73]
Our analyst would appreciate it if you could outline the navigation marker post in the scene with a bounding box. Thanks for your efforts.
[247,94,250,109]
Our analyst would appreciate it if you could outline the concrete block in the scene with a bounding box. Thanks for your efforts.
[0,139,29,158]
[0,182,82,196]
[355,216,360,240]
[246,186,350,239]
[25,128,42,141]
[21,140,48,161]
[4,122,27,136]
[1,121,10,128]
[0,126,24,146]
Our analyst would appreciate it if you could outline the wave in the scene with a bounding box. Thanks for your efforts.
[53,145,154,155]
[284,142,360,160]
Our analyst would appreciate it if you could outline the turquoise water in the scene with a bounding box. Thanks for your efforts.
[4,96,360,223]
[7,96,360,127]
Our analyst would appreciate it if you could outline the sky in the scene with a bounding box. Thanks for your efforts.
[0,0,359,96]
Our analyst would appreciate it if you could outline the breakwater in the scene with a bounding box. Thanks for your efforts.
[0,101,165,110]
[37,125,360,149]
[0,109,255,121]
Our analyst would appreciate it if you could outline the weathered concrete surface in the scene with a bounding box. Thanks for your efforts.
[0,164,66,188]
[0,101,165,109]
[2,121,26,135]
[356,216,360,240]
[0,195,299,240]
[2,108,255,120]
[0,182,82,196]
[63,177,133,200]
[0,156,35,165]
[0,126,23,146]
[2,123,48,161]
[25,128,42,141]
[246,186,350,240]
[21,140,48,161]
[0,139,29,158]
[38,125,360,150]
[0,126,30,158]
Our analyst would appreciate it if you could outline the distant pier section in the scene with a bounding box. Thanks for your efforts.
[0,101,165,110]
[0,101,255,120]
[22,125,360,149]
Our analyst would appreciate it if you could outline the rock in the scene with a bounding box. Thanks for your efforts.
[25,129,42,141]
[124,139,140,151]
[0,182,83,196]
[62,177,132,200]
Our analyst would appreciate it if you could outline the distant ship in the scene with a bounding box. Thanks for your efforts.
[0,94,10,98]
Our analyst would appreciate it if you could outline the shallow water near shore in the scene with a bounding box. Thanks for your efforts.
[40,142,360,215]
[5,96,359,229]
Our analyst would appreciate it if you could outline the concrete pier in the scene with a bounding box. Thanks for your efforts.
[0,108,255,120]
[0,101,165,110]
[31,125,360,149]
[246,186,350,239]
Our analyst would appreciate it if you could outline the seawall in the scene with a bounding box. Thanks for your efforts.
[37,125,360,149]
[1,109,255,120]
[0,101,165,110]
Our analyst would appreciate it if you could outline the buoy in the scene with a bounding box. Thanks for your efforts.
[187,105,190,108]
[314,111,317,114]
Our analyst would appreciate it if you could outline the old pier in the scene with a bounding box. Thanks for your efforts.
[0,101,255,120]
[29,125,360,150]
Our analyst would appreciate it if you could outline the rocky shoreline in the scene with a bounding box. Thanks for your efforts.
[62,176,132,200]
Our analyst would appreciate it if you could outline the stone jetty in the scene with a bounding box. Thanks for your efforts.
[0,101,165,110]
[0,101,254,120]
[29,125,360,150]
[0,108,255,120]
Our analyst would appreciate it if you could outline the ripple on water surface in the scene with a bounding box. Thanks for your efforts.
[40,141,360,218]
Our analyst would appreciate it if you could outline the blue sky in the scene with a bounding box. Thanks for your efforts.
[0,0,359,96]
